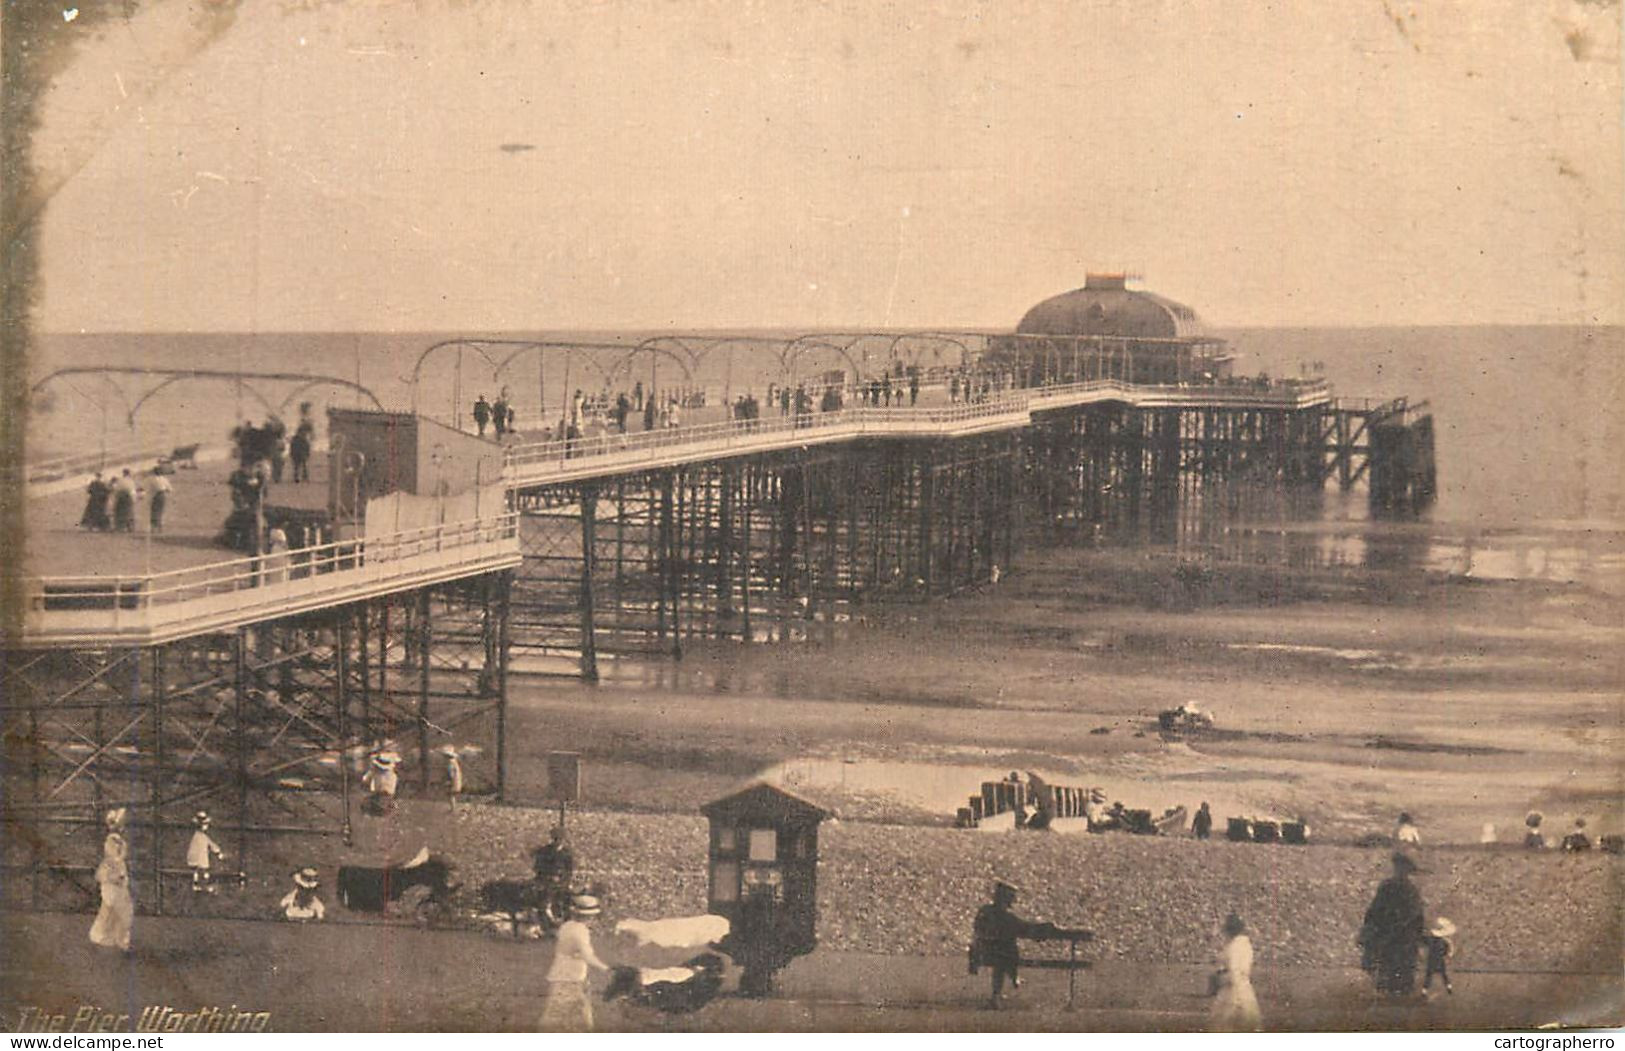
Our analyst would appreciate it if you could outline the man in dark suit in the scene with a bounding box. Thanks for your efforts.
[971,880,1040,1009]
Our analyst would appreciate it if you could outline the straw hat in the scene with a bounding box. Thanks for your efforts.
[193,810,211,828]
[104,807,127,830]
[571,894,602,918]
[437,744,460,758]
[293,867,320,889]
[372,750,402,768]
[1430,917,1456,938]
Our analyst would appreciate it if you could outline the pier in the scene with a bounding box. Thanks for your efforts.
[5,298,1437,912]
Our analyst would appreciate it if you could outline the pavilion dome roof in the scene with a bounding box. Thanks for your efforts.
[1015,274,1208,340]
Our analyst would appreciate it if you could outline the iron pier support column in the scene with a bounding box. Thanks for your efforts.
[337,615,353,844]
[918,459,935,595]
[417,588,432,791]
[717,465,736,628]
[580,487,600,683]
[740,464,754,644]
[233,629,249,880]
[150,646,165,915]
[357,605,372,750]
[496,570,512,802]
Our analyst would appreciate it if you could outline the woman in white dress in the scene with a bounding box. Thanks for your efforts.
[265,526,290,584]
[88,829,134,952]
[1210,912,1262,1032]
[539,894,610,1031]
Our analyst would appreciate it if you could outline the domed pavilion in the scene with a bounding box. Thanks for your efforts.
[989,274,1233,386]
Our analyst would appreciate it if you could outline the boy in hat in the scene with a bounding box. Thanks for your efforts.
[280,867,326,922]
[188,811,224,894]
[362,750,401,814]
[1422,917,1455,996]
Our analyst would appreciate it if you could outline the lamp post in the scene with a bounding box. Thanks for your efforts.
[430,443,447,524]
[454,349,464,431]
[341,450,367,525]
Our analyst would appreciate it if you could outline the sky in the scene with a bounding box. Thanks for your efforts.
[28,0,1625,332]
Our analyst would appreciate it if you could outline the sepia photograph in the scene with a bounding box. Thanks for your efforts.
[1,0,1621,1036]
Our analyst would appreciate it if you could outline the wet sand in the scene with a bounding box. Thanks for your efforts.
[505,545,1624,845]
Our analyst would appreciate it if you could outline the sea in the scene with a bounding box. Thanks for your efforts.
[23,325,1625,594]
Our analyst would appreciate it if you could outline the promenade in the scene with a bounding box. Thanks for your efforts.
[2,911,1609,1032]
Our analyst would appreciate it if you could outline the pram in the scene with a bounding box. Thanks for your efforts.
[602,914,732,1014]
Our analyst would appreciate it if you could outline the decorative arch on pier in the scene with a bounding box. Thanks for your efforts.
[32,367,384,428]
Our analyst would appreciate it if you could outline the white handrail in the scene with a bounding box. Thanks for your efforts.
[27,513,520,607]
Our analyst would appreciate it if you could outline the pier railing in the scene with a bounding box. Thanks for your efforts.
[22,514,521,646]
[503,378,1333,481]
[18,445,180,487]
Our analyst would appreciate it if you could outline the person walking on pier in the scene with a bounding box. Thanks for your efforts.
[80,472,111,531]
[473,395,491,437]
[633,381,644,412]
[909,371,920,406]
[111,469,141,532]
[290,420,313,483]
[269,419,288,483]
[492,395,509,438]
[265,525,290,583]
[148,471,172,533]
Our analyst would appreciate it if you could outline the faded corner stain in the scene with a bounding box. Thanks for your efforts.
[1378,0,1422,53]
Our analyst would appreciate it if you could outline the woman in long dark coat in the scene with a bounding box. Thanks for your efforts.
[79,474,110,530]
[1359,852,1427,995]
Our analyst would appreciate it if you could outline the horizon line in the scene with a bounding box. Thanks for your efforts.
[29,320,1625,338]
